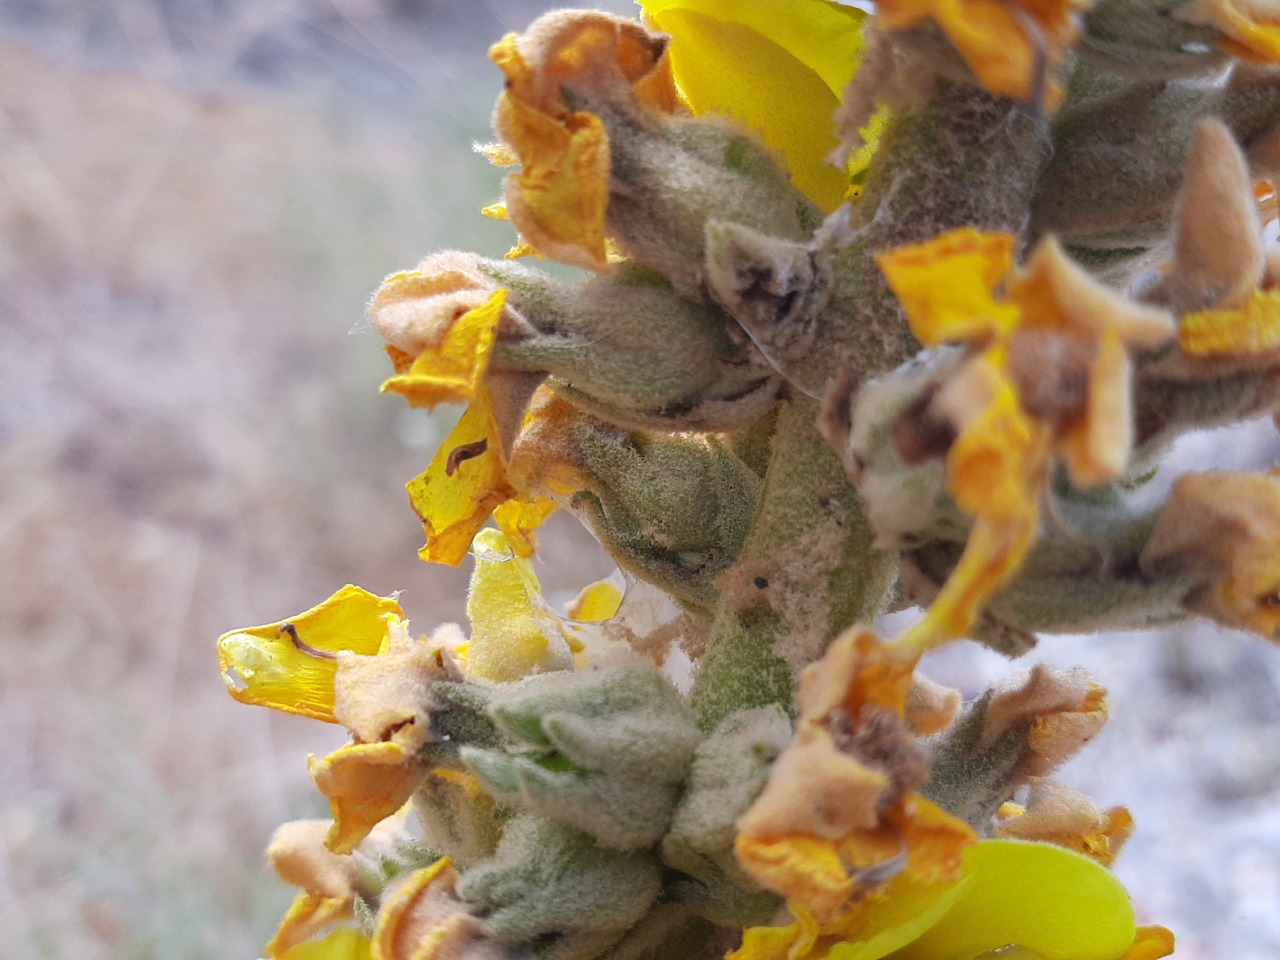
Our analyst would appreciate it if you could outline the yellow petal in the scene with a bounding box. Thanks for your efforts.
[876,0,1083,103]
[735,832,856,927]
[380,290,507,409]
[824,873,973,960]
[899,839,1136,960]
[275,925,371,960]
[1178,288,1280,356]
[876,228,1020,346]
[566,578,624,622]
[464,528,573,681]
[406,385,517,567]
[730,908,822,960]
[492,495,558,558]
[372,858,463,960]
[1119,926,1176,960]
[639,0,868,210]
[309,741,421,854]
[266,892,354,958]
[217,586,403,722]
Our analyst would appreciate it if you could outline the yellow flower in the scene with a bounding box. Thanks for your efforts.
[1178,288,1280,357]
[733,839,1173,960]
[490,12,679,271]
[875,229,1171,652]
[874,0,1090,104]
[369,259,571,567]
[638,0,870,210]
[222,533,619,853]
[273,928,372,960]
[1178,0,1280,61]
[463,528,578,681]
[404,384,521,566]
[217,585,404,722]
[735,629,977,932]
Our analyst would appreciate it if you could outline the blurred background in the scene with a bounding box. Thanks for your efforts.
[1,1,1279,957]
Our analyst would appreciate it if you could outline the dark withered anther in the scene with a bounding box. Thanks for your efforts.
[892,384,957,465]
[446,439,490,476]
[827,706,932,801]
[278,622,338,661]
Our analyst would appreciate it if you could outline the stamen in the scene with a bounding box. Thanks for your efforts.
[278,622,338,661]
[446,439,489,476]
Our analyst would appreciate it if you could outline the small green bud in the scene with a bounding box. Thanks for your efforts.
[570,427,761,613]
[484,258,782,432]
[662,707,790,927]
[588,100,823,298]
[461,666,701,849]
[458,816,662,958]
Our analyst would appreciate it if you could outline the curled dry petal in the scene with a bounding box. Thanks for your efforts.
[995,779,1134,867]
[374,858,505,960]
[490,12,676,270]
[310,741,423,855]
[1140,469,1280,641]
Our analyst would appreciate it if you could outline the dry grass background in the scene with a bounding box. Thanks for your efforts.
[2,2,1280,958]
[0,2,623,956]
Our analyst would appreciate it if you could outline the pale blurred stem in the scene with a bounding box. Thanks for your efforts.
[690,397,894,732]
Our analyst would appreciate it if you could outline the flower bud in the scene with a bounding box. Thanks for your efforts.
[457,816,662,958]
[922,665,1108,827]
[461,666,700,850]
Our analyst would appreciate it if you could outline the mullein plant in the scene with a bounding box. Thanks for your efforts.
[217,0,1280,956]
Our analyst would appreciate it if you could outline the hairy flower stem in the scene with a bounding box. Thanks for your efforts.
[690,83,1052,732]
[690,397,893,732]
[832,80,1052,374]
[854,78,1053,243]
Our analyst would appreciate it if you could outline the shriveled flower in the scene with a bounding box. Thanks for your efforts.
[489,11,679,270]
[875,227,1172,651]
[369,255,571,565]
[732,838,1173,960]
[874,0,1091,104]
[373,858,507,960]
[313,614,461,854]
[262,817,401,959]
[995,780,1134,867]
[734,628,976,938]
[1140,469,1280,641]
[638,0,870,210]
